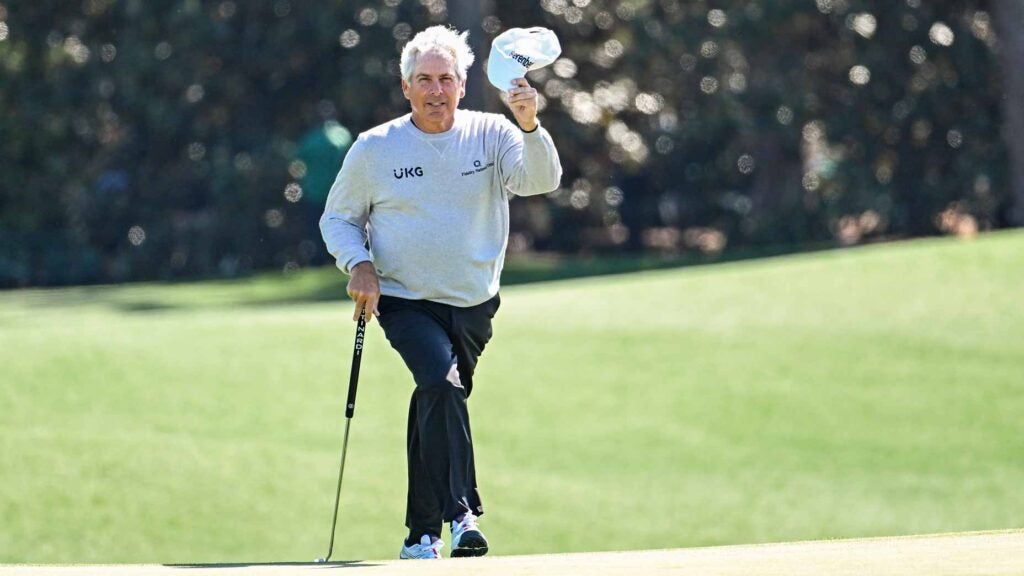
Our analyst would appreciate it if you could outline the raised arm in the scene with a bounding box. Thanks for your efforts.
[498,78,563,196]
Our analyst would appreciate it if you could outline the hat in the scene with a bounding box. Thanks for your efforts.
[486,27,562,91]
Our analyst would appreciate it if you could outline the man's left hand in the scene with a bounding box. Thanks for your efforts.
[507,78,539,132]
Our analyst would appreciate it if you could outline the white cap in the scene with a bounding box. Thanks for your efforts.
[486,27,562,91]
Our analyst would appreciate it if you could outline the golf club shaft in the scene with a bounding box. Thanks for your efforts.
[319,308,367,563]
[322,417,352,563]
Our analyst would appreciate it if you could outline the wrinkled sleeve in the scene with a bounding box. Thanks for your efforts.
[319,136,372,274]
[496,118,563,197]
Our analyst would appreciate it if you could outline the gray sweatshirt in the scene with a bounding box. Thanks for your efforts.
[319,109,563,307]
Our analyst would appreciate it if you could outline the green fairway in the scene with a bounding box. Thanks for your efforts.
[1,232,1022,563]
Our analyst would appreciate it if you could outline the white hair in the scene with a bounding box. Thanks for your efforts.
[399,25,475,83]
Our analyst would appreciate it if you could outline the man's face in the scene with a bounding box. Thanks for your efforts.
[402,49,465,133]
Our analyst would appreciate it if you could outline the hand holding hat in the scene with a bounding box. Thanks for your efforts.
[487,27,561,131]
[506,78,540,131]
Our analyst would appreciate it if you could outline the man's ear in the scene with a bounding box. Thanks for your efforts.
[401,79,411,100]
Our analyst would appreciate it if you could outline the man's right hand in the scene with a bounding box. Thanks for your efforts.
[347,261,381,323]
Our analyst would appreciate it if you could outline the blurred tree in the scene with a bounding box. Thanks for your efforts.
[449,0,487,111]
[493,0,1008,252]
[294,119,352,264]
[0,0,1016,287]
[993,0,1024,225]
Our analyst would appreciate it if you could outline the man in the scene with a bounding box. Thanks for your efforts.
[319,25,562,559]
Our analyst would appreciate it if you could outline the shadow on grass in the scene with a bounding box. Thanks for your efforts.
[166,560,373,569]
[2,243,837,314]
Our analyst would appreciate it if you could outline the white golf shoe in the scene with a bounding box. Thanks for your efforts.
[399,534,444,559]
[450,512,488,557]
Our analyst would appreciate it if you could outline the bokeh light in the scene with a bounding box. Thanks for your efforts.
[288,161,307,180]
[128,226,146,246]
[849,65,871,85]
[358,8,378,26]
[553,58,578,79]
[700,40,719,59]
[64,36,90,64]
[776,106,794,125]
[185,84,205,104]
[264,209,284,228]
[187,143,206,162]
[929,22,955,47]
[339,29,360,49]
[909,45,927,65]
[848,13,877,39]
[604,187,624,207]
[100,43,116,62]
[947,129,963,148]
[737,154,755,174]
[604,39,624,58]
[154,41,172,60]
[708,9,728,28]
[284,183,303,203]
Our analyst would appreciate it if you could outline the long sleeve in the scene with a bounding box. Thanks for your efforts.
[497,120,563,197]
[319,137,373,274]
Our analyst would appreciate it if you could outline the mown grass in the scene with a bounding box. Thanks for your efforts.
[1,232,1021,563]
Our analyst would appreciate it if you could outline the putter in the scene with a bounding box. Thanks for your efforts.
[315,307,367,564]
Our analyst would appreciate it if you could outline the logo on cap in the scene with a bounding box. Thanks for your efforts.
[510,51,535,68]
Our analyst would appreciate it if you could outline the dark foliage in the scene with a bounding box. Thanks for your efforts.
[0,0,1012,286]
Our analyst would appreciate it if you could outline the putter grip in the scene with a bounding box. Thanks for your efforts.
[346,309,366,418]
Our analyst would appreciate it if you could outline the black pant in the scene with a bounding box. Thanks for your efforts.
[377,293,500,541]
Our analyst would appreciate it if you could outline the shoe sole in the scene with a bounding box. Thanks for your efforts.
[451,545,488,557]
[451,531,489,557]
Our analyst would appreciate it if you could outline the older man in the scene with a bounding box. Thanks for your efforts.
[320,25,562,559]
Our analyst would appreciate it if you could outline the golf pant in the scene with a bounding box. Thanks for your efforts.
[377,293,500,541]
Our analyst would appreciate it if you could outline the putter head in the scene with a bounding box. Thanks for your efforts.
[315,558,327,563]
